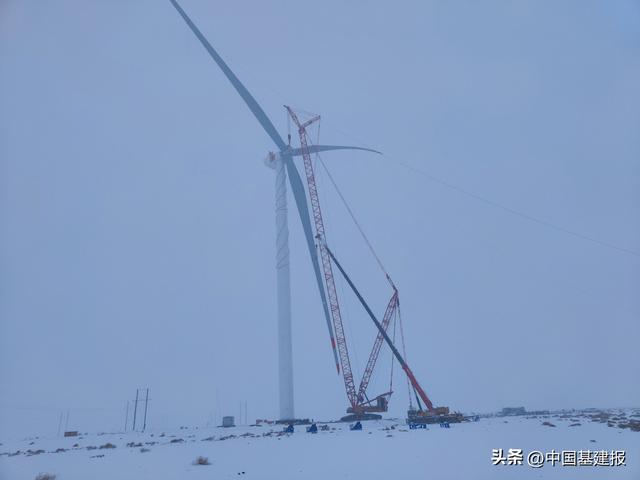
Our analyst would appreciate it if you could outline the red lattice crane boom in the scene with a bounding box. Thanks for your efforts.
[285,106,358,409]
[356,289,398,405]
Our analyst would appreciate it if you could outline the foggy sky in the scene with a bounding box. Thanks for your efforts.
[1,0,639,438]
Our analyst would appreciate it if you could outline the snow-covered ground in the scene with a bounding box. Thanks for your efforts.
[2,410,638,479]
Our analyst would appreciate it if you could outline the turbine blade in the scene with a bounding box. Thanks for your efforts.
[169,0,286,150]
[289,145,382,157]
[282,153,341,373]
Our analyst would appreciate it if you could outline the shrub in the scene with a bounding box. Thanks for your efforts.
[35,474,56,480]
[193,456,210,466]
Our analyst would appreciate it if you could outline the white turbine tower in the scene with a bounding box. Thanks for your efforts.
[170,0,379,421]
[265,151,294,419]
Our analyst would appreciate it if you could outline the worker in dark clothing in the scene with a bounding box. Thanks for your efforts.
[284,423,294,433]
[350,421,362,431]
[306,423,318,433]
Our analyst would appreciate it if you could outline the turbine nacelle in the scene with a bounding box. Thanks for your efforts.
[264,151,281,169]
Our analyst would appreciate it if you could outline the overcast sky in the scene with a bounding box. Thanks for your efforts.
[1,0,639,438]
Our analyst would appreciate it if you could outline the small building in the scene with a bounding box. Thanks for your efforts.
[501,407,526,416]
[222,416,235,427]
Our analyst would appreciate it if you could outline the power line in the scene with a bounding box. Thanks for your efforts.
[383,155,639,258]
[318,121,638,257]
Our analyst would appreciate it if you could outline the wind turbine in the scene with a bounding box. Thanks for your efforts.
[169,0,380,421]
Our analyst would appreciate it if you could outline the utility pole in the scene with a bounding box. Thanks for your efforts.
[132,389,139,432]
[143,388,149,432]
[57,412,63,437]
[124,401,130,432]
[216,389,220,427]
[64,411,70,432]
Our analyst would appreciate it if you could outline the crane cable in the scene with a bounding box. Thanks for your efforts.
[306,120,392,288]
[315,153,397,290]
[397,302,414,410]
[389,308,397,394]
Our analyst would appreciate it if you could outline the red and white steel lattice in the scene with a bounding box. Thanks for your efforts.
[285,106,358,408]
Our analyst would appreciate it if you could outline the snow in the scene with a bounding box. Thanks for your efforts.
[2,411,638,479]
